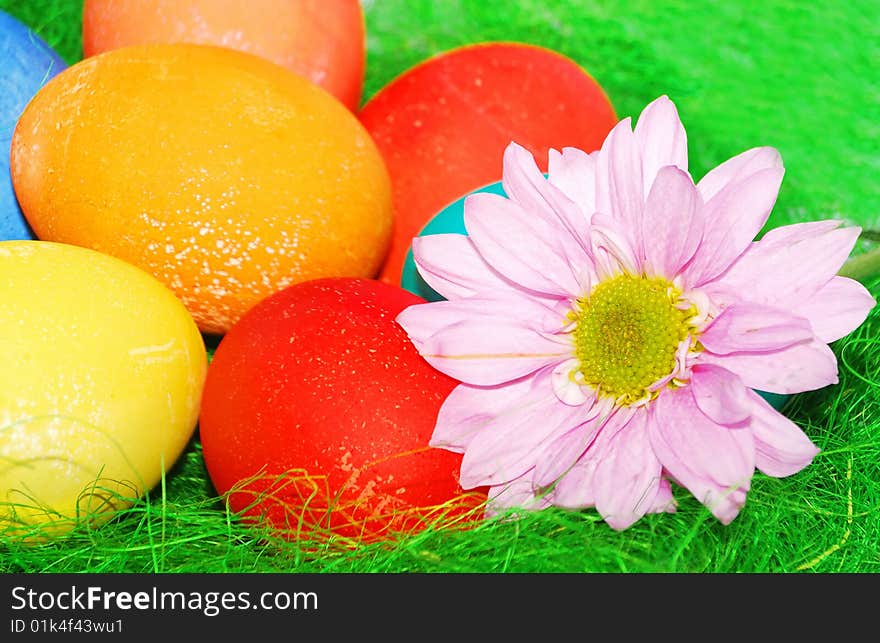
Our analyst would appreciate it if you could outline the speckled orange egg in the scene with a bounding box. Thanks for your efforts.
[82,0,366,110]
[11,43,392,335]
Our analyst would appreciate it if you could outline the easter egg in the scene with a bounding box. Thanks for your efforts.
[0,241,207,538]
[0,10,67,241]
[82,0,366,110]
[199,277,486,541]
[401,180,508,302]
[11,43,392,336]
[359,42,618,286]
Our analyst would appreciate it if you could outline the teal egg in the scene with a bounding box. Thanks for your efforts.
[400,180,507,302]
[398,180,789,412]
[756,391,789,412]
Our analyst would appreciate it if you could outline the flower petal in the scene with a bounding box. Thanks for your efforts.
[430,377,536,453]
[633,95,689,194]
[699,302,814,354]
[396,289,566,347]
[548,146,597,218]
[710,222,863,311]
[595,117,644,254]
[696,146,783,202]
[551,358,593,406]
[485,476,552,517]
[416,318,570,386]
[545,405,632,508]
[647,478,677,515]
[502,142,592,256]
[641,165,703,278]
[699,338,838,394]
[464,192,582,296]
[791,276,876,343]
[590,214,641,275]
[547,455,596,509]
[532,404,609,488]
[690,363,751,426]
[593,411,664,530]
[746,389,820,478]
[459,375,585,487]
[412,234,520,300]
[686,166,785,286]
[649,387,755,524]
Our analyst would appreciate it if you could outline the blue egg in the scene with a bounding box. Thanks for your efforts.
[400,180,507,302]
[1,10,67,241]
[399,178,789,412]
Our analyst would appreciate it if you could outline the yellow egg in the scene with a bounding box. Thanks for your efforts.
[0,241,207,539]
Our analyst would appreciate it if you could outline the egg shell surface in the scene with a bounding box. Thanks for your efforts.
[199,277,486,541]
[358,42,618,286]
[10,43,393,335]
[0,9,67,241]
[82,0,366,110]
[0,241,207,538]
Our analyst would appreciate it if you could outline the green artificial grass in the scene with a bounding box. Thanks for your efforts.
[1,0,879,573]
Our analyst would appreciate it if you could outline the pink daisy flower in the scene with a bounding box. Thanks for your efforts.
[395,95,876,530]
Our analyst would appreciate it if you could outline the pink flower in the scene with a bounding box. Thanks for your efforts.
[395,95,876,530]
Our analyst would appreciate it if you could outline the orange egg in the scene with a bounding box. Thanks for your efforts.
[82,0,366,110]
[11,43,392,335]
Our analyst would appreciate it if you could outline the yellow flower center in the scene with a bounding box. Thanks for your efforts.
[573,274,696,405]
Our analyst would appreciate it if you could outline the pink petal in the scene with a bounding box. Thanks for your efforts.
[551,358,594,406]
[412,234,520,300]
[696,146,783,202]
[699,338,838,394]
[759,218,842,245]
[791,276,876,343]
[648,387,755,524]
[641,165,703,278]
[548,146,597,218]
[459,377,585,488]
[464,192,583,296]
[595,117,644,255]
[590,214,641,275]
[485,476,553,517]
[532,406,608,488]
[690,363,751,426]
[548,452,597,509]
[395,295,557,349]
[545,405,632,508]
[417,318,570,386]
[687,166,785,286]
[746,390,820,477]
[593,411,665,530]
[430,377,536,453]
[633,95,689,194]
[647,478,677,514]
[699,302,814,354]
[710,223,863,311]
[502,142,592,255]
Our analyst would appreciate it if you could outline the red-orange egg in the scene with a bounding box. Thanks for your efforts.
[359,42,618,286]
[199,277,486,542]
[82,0,366,110]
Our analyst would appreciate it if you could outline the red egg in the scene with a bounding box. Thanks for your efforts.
[199,278,486,542]
[359,42,618,285]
